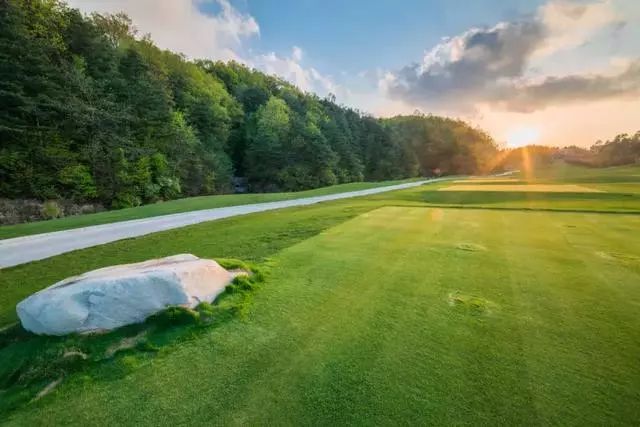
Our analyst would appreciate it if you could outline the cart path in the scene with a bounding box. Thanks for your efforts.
[0,178,446,268]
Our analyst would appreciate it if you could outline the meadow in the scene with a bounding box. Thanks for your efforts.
[0,163,639,424]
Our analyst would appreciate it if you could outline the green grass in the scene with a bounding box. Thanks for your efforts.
[3,207,639,425]
[397,162,640,213]
[517,161,640,183]
[0,260,265,414]
[1,162,639,424]
[0,178,419,240]
[0,199,382,327]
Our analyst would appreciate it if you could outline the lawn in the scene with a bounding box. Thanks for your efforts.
[1,163,639,424]
[0,178,419,240]
[3,207,639,425]
[438,184,602,192]
[404,163,640,213]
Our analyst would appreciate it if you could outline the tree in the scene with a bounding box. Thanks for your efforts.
[245,96,291,190]
[0,0,503,218]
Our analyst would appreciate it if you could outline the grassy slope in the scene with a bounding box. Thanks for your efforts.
[5,207,639,425]
[0,179,418,240]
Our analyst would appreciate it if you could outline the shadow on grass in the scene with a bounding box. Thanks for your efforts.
[0,259,265,418]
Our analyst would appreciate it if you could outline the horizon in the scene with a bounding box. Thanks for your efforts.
[66,0,640,148]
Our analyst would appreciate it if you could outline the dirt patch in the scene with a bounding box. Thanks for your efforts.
[33,377,63,401]
[448,293,494,314]
[104,331,148,358]
[456,243,487,252]
[63,350,88,360]
[596,251,639,262]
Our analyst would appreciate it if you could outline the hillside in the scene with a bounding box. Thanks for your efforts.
[0,0,496,215]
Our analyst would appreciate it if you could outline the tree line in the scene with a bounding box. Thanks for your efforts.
[490,131,640,173]
[559,132,640,167]
[0,0,498,210]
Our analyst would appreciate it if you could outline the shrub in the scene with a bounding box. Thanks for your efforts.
[58,165,98,201]
[40,200,62,220]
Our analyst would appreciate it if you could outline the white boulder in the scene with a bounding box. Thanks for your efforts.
[17,254,234,335]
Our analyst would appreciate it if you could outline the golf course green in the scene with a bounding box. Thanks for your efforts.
[1,163,639,425]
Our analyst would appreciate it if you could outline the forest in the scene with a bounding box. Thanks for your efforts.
[1,0,637,216]
[0,0,500,212]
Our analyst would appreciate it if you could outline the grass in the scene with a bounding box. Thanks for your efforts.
[3,207,639,425]
[0,162,639,424]
[0,178,419,240]
[389,163,640,213]
[0,259,264,414]
[438,184,603,192]
[518,161,640,183]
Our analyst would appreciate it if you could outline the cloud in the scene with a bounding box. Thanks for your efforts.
[383,0,632,113]
[536,0,620,56]
[491,60,640,112]
[387,20,545,112]
[67,0,258,61]
[252,46,342,98]
[67,0,341,99]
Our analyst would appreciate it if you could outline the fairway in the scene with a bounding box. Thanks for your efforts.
[5,206,639,425]
[439,184,602,192]
[2,1,640,424]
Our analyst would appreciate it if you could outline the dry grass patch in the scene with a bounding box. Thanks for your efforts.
[456,242,487,252]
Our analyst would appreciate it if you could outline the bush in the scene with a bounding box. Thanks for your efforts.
[58,165,98,201]
[41,200,62,220]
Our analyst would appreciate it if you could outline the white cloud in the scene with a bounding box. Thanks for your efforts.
[291,45,303,62]
[67,0,259,61]
[67,0,341,100]
[536,0,620,57]
[379,0,639,114]
[252,46,342,98]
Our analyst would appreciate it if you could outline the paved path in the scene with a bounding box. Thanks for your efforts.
[0,178,447,268]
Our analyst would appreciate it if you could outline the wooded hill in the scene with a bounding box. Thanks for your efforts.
[0,0,498,209]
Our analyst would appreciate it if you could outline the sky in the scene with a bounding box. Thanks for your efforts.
[67,0,640,148]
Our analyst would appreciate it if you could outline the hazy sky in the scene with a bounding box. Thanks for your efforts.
[67,0,640,148]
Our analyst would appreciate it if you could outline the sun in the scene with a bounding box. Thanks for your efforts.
[505,126,541,148]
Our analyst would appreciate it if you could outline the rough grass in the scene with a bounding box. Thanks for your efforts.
[0,260,264,415]
[3,207,638,425]
[0,178,419,240]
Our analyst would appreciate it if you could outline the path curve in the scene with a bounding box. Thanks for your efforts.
[0,178,446,268]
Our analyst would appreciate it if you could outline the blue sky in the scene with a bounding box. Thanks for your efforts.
[232,0,545,74]
[69,0,639,147]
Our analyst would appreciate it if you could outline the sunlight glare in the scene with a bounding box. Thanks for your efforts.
[506,127,541,147]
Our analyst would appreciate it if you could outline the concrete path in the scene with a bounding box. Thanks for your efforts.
[0,178,447,268]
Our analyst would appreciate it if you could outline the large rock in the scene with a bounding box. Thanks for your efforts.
[17,254,234,335]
